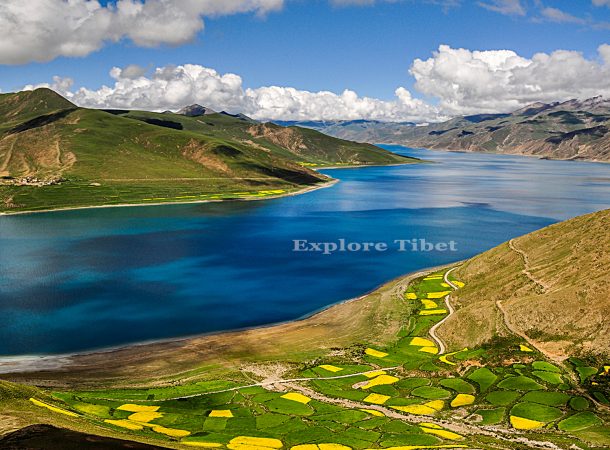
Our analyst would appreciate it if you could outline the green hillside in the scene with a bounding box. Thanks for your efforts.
[0,89,418,213]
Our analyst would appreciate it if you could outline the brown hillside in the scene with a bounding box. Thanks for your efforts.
[438,209,610,359]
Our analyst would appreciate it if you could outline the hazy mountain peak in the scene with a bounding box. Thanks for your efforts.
[177,104,216,117]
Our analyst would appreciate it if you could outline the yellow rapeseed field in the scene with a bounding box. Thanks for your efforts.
[392,404,437,415]
[392,400,444,415]
[425,400,445,411]
[117,404,160,413]
[29,398,79,417]
[361,375,400,390]
[419,423,441,429]
[104,419,143,431]
[419,309,447,316]
[363,370,387,378]
[363,393,391,405]
[365,348,388,358]
[319,364,343,372]
[427,291,450,299]
[410,337,436,347]
[228,436,283,449]
[419,347,439,354]
[128,411,162,422]
[281,392,312,404]
[405,292,417,299]
[510,415,544,430]
[182,443,223,448]
[209,410,234,418]
[292,445,352,450]
[450,394,475,407]
[359,409,385,417]
[420,299,438,309]
[439,349,467,366]
[151,425,191,437]
[420,426,464,440]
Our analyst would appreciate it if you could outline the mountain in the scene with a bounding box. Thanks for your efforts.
[439,208,610,359]
[273,119,417,143]
[0,89,418,213]
[176,104,217,117]
[295,97,610,162]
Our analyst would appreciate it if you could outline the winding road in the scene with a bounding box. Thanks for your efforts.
[509,238,549,293]
[428,267,458,355]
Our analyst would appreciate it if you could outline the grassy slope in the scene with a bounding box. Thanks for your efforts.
[120,110,412,167]
[439,209,610,359]
[0,89,418,213]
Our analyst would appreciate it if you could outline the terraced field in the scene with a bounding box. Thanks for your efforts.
[17,269,610,449]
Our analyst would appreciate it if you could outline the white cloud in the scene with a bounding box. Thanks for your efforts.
[25,64,443,122]
[0,0,283,65]
[540,7,586,24]
[119,64,149,80]
[25,44,610,122]
[477,0,525,16]
[410,44,610,115]
[593,0,610,7]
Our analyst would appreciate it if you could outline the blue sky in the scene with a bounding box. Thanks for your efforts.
[2,0,610,121]
[1,0,608,98]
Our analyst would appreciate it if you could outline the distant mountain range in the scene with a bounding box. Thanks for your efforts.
[276,97,610,162]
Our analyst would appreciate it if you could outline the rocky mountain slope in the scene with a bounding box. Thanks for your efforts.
[285,97,610,162]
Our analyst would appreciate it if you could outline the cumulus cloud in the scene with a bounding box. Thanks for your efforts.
[477,0,525,16]
[25,64,443,122]
[25,44,610,122]
[119,64,149,80]
[410,44,610,115]
[0,0,283,65]
[593,0,610,6]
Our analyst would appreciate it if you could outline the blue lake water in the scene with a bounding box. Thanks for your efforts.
[1,146,610,356]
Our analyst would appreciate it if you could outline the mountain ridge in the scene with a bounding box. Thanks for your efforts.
[280,96,610,162]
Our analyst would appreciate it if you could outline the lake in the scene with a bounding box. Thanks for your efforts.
[1,146,610,356]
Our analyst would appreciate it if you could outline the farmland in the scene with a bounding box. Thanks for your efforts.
[4,268,609,449]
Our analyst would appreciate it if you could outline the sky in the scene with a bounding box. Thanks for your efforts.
[1,0,610,122]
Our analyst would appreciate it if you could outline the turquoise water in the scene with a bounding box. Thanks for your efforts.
[1,146,609,356]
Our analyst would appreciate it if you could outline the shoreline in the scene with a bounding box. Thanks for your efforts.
[0,159,425,217]
[0,177,340,217]
[378,143,610,165]
[0,261,461,376]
